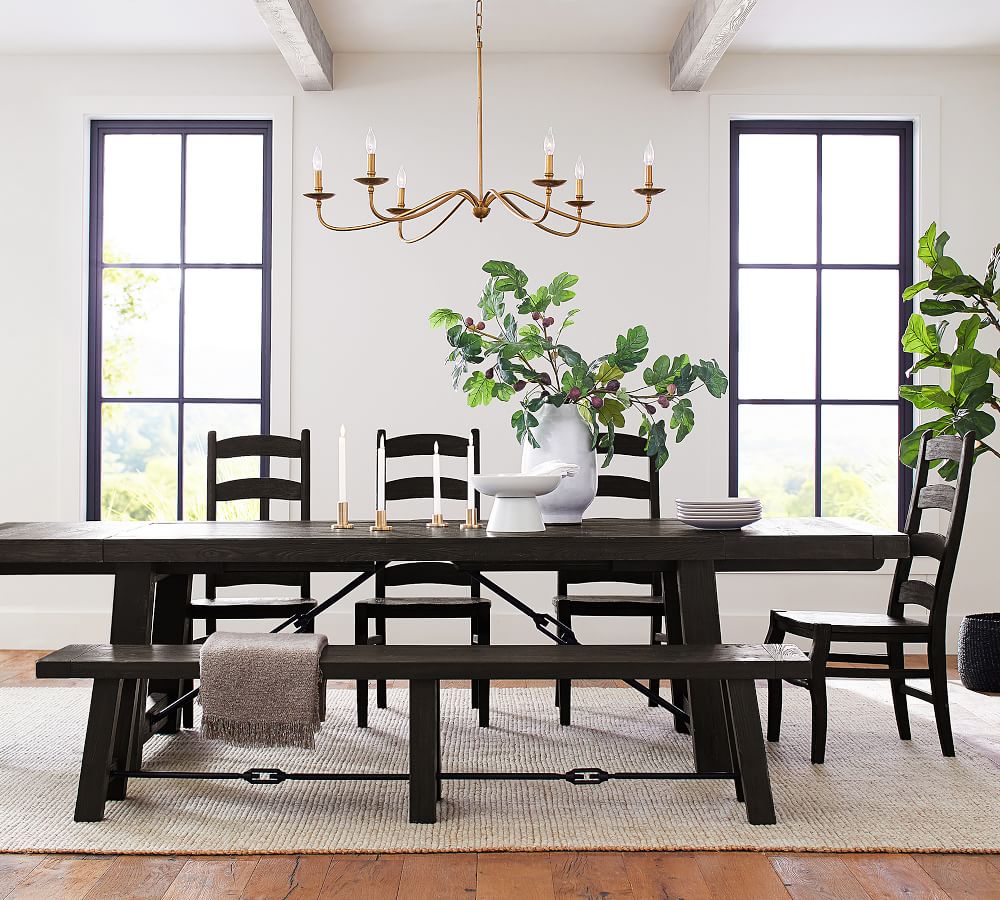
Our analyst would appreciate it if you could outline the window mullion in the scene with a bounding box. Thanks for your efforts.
[177,132,188,521]
[814,135,823,518]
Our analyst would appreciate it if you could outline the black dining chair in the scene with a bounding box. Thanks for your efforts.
[765,430,974,763]
[553,433,683,727]
[354,429,491,728]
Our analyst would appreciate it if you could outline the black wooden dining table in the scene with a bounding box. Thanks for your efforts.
[0,516,908,778]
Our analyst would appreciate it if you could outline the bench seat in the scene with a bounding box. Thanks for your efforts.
[36,642,808,827]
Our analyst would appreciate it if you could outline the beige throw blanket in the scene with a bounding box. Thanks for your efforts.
[200,631,328,749]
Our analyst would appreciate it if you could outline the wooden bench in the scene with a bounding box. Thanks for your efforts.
[37,643,809,826]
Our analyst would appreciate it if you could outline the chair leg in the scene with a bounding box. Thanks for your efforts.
[477,609,490,728]
[648,613,661,706]
[301,612,315,634]
[375,616,387,709]
[809,624,832,765]
[887,640,911,741]
[764,617,785,743]
[556,603,572,727]
[205,617,216,637]
[355,610,369,728]
[470,616,480,710]
[928,636,955,757]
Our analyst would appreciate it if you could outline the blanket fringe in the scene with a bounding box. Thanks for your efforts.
[201,716,320,750]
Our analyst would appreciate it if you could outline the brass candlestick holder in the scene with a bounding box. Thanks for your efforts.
[426,512,450,528]
[370,509,393,532]
[333,500,354,530]
[460,507,484,529]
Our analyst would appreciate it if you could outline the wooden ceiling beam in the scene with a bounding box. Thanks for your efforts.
[253,0,334,91]
[669,0,759,91]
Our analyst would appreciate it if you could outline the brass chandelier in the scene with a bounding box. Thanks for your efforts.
[303,0,665,242]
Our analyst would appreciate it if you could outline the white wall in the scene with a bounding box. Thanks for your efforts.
[0,50,997,649]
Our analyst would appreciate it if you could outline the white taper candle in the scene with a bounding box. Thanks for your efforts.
[377,434,385,510]
[432,441,442,516]
[338,425,347,503]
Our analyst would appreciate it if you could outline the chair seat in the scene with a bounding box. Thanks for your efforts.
[773,609,931,638]
[554,594,663,617]
[188,597,316,618]
[357,596,490,618]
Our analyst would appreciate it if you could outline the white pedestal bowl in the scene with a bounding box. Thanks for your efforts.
[472,474,562,534]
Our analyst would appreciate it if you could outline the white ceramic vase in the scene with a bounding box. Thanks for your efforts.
[520,403,598,524]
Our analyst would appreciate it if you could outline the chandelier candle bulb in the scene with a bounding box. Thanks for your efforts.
[643,140,654,187]
[312,146,323,192]
[365,128,377,177]
[574,155,585,199]
[543,127,555,178]
[396,166,406,208]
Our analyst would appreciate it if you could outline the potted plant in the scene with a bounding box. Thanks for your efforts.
[430,260,728,522]
[899,223,1000,689]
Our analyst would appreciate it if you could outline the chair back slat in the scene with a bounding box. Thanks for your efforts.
[597,475,652,501]
[925,435,964,462]
[381,562,476,589]
[917,483,955,511]
[386,476,468,503]
[889,430,974,627]
[384,433,471,458]
[215,434,304,460]
[206,429,311,599]
[899,579,934,610]
[215,477,302,504]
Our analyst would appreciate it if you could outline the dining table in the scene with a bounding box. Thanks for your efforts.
[0,516,909,777]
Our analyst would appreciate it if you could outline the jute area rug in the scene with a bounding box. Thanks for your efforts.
[0,681,998,854]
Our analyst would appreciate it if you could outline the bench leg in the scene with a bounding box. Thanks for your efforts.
[725,679,775,825]
[409,678,440,824]
[75,679,122,822]
[764,618,785,743]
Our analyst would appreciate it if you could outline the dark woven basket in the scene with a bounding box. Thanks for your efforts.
[958,613,1000,692]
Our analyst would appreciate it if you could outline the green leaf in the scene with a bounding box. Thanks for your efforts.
[429,308,463,329]
[560,307,581,330]
[595,361,625,384]
[956,315,982,351]
[902,280,929,301]
[493,382,515,402]
[597,396,626,429]
[463,371,495,408]
[477,280,504,321]
[511,408,539,448]
[950,348,992,404]
[643,418,668,464]
[898,385,955,411]
[669,398,695,442]
[693,359,729,398]
[555,344,584,369]
[610,325,649,373]
[643,354,671,387]
[927,272,982,297]
[954,409,996,440]
[547,272,579,306]
[909,352,952,375]
[919,297,973,316]
[482,260,529,298]
[899,416,950,467]
[901,314,940,355]
[960,382,994,411]
[917,223,939,268]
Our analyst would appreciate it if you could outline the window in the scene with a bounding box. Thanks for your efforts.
[730,121,913,528]
[86,121,272,521]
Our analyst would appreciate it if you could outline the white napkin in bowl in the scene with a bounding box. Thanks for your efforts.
[527,460,579,479]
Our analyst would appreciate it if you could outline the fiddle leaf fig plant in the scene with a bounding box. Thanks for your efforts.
[429,260,728,469]
[899,223,1000,479]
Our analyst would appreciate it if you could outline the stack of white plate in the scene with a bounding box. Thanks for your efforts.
[675,498,762,530]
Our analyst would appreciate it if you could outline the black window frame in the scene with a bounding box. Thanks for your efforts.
[86,119,273,521]
[728,119,914,527]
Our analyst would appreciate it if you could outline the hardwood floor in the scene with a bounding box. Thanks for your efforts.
[3,650,999,899]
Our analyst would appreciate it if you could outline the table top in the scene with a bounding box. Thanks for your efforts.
[0,517,909,568]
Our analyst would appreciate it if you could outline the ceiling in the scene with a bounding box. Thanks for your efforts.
[3,0,1000,56]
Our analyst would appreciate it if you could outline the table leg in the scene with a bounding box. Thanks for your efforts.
[107,563,156,801]
[676,559,733,773]
[409,678,440,824]
[149,574,192,734]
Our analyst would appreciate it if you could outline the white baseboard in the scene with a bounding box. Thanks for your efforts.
[0,607,966,653]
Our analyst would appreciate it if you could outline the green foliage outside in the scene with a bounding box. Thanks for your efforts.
[430,260,729,470]
[899,223,1000,480]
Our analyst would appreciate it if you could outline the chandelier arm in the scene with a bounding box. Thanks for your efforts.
[315,203,395,232]
[397,198,468,244]
[489,190,554,225]
[494,188,654,229]
[367,188,473,223]
[532,211,584,238]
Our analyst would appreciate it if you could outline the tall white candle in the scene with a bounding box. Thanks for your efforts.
[377,434,385,510]
[432,441,442,516]
[338,425,347,503]
[467,433,475,508]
